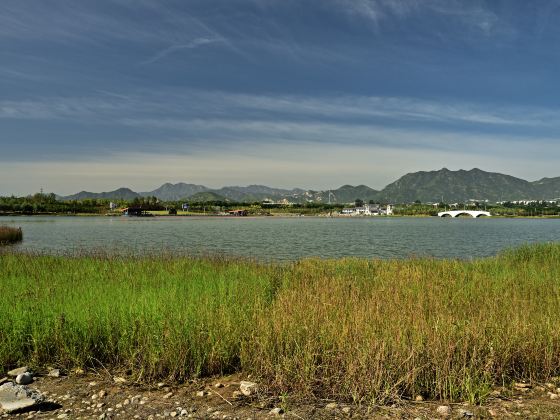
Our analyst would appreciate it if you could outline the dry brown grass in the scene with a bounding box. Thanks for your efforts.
[0,226,22,244]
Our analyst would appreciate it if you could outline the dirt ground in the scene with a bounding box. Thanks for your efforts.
[2,372,560,419]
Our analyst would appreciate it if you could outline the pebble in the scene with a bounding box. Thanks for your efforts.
[436,405,452,417]
[342,406,351,414]
[98,390,107,398]
[415,395,424,401]
[163,392,173,399]
[514,382,531,389]
[196,391,206,397]
[48,369,61,377]
[7,367,29,377]
[157,382,166,388]
[15,373,33,385]
[170,412,177,417]
[214,383,225,388]
[239,381,258,396]
[113,376,127,383]
[549,392,559,400]
[458,408,474,417]
[269,408,284,415]
[325,402,338,409]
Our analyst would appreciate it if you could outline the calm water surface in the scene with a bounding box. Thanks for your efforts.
[2,216,560,260]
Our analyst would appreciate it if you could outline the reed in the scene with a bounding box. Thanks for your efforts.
[0,226,22,244]
[1,243,559,404]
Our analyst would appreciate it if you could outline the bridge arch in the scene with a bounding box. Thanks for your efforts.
[437,210,491,218]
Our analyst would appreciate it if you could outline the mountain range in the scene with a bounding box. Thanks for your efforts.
[58,168,560,204]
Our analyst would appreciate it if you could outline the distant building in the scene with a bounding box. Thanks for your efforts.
[341,204,391,216]
[228,209,248,216]
[109,202,117,210]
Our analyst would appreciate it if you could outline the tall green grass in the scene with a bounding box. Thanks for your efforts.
[0,226,22,244]
[1,244,560,404]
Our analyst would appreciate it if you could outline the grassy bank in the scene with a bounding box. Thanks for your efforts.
[1,245,560,404]
[0,226,22,244]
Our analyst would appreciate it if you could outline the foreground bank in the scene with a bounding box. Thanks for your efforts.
[1,244,560,406]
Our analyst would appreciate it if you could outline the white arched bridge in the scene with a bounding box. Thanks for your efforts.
[437,210,491,218]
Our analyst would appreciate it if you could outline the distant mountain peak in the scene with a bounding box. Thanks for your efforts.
[58,169,560,203]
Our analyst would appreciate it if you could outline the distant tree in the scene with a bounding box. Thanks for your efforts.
[355,199,364,207]
[414,200,421,204]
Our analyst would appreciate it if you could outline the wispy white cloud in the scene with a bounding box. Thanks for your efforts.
[142,37,225,65]
[0,89,555,129]
[337,0,514,39]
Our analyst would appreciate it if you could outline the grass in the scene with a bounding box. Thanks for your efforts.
[0,226,22,244]
[1,244,560,404]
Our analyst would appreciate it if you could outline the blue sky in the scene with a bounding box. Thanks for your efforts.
[2,0,560,195]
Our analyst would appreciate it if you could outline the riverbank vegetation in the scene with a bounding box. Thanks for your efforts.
[2,192,560,217]
[0,226,22,244]
[1,244,560,404]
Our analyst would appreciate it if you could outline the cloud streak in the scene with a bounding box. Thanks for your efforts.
[142,37,225,64]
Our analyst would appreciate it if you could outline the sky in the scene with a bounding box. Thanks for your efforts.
[2,0,560,195]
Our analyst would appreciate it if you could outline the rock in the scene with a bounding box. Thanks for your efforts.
[0,378,9,386]
[325,402,338,409]
[180,409,188,416]
[342,406,351,414]
[163,392,173,399]
[549,392,559,400]
[239,381,258,396]
[157,382,166,388]
[98,390,107,398]
[7,367,29,377]
[458,409,474,417]
[214,383,225,388]
[170,412,178,417]
[0,382,44,413]
[269,407,284,415]
[113,376,127,384]
[488,409,498,417]
[415,395,424,401]
[196,391,206,397]
[15,373,33,385]
[57,414,69,419]
[514,382,531,389]
[48,369,61,378]
[436,405,452,417]
[232,390,243,399]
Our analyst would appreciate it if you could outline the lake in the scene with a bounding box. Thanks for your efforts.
[1,216,559,261]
